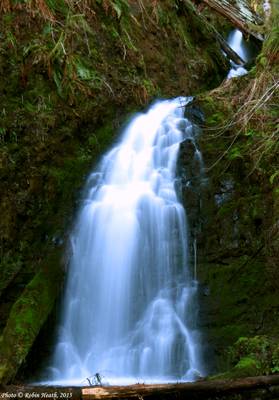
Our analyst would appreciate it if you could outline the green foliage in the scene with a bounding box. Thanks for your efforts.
[228,145,243,160]
[20,10,104,98]
[230,336,269,362]
[244,128,256,137]
[108,0,130,19]
[271,345,279,373]
[207,111,224,125]
[229,336,279,376]
[258,55,267,67]
[45,0,68,16]
[269,171,279,185]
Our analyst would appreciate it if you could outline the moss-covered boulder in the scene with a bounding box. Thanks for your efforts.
[0,250,63,384]
[210,357,261,380]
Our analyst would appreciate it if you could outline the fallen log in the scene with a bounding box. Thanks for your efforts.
[214,30,245,64]
[2,375,279,400]
[81,375,279,399]
[202,0,265,41]
[183,0,245,64]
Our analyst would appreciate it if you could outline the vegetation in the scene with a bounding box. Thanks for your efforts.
[230,336,279,375]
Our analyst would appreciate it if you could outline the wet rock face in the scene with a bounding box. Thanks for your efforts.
[184,106,206,127]
[176,97,279,375]
[180,139,196,162]
[176,107,217,372]
[176,107,206,242]
[177,139,201,234]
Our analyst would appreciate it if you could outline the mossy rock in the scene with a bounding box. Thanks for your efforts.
[233,356,261,377]
[0,250,63,384]
[209,356,260,380]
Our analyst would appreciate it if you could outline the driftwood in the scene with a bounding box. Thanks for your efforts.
[2,375,279,400]
[202,0,264,41]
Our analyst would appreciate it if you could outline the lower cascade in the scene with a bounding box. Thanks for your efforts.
[46,97,204,386]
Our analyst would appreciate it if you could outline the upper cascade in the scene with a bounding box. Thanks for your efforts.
[43,97,204,386]
[227,29,249,78]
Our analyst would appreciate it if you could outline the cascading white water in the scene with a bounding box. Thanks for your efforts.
[46,97,204,386]
[228,29,249,63]
[227,29,249,79]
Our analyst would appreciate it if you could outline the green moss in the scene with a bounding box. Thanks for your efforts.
[206,111,225,125]
[233,356,260,377]
[0,250,63,384]
[210,357,260,380]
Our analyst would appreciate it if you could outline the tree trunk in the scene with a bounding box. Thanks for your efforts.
[81,375,279,399]
[4,375,279,400]
[202,0,265,41]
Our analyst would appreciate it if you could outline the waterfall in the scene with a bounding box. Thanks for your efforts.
[45,97,204,386]
[227,29,248,79]
[227,29,249,63]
